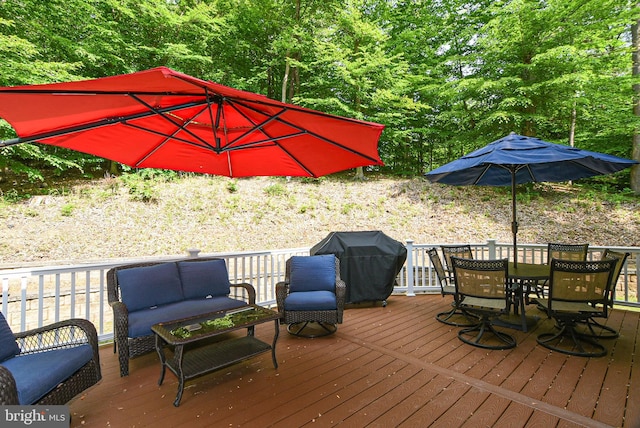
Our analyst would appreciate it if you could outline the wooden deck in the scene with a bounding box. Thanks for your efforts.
[69,294,640,427]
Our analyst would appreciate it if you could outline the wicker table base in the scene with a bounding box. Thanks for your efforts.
[152,305,281,406]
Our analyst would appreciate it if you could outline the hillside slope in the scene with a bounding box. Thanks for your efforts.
[1,174,638,266]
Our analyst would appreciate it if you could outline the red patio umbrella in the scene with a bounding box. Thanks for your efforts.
[0,67,384,177]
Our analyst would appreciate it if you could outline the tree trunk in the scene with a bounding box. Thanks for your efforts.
[632,15,640,193]
[281,53,290,103]
[569,101,576,148]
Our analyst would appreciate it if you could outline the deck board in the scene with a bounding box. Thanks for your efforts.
[69,294,640,427]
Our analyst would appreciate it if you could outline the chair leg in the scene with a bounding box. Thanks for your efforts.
[458,316,516,350]
[287,321,337,338]
[537,320,607,357]
[575,317,619,339]
[436,303,478,327]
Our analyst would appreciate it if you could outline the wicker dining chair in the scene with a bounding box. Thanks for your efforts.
[547,243,589,263]
[536,258,616,357]
[427,248,477,327]
[451,257,516,350]
[576,249,631,339]
[440,244,474,282]
[532,242,590,299]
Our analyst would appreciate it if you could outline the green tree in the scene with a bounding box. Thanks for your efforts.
[298,0,426,175]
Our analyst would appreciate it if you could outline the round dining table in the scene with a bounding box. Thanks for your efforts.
[500,262,551,332]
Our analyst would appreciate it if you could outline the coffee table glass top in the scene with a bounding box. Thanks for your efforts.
[153,305,280,343]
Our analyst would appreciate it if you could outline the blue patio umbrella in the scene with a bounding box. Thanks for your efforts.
[425,133,638,265]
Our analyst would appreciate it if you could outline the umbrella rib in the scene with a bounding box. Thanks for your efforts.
[127,122,196,167]
[219,99,280,148]
[128,94,216,150]
[0,99,212,146]
[215,99,315,175]
[228,99,382,163]
[204,89,221,152]
[472,164,494,185]
[122,121,215,151]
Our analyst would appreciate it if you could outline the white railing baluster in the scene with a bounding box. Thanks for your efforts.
[20,276,27,331]
[0,242,637,338]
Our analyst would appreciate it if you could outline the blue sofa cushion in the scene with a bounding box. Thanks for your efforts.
[0,344,93,404]
[0,312,19,362]
[177,259,231,299]
[289,255,336,292]
[117,263,184,311]
[127,297,246,338]
[284,291,337,311]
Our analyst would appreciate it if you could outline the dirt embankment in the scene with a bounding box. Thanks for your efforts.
[1,174,638,267]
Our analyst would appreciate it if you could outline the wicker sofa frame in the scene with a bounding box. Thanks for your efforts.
[107,257,256,377]
[0,318,101,405]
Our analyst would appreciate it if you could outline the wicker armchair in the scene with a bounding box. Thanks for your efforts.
[107,257,256,376]
[276,255,346,337]
[536,259,616,357]
[0,318,101,405]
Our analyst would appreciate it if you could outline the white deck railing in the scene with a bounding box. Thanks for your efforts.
[1,240,638,341]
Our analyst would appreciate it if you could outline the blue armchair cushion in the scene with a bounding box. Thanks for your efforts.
[117,263,184,312]
[289,255,336,292]
[178,259,231,299]
[1,344,93,404]
[0,312,19,362]
[284,291,337,311]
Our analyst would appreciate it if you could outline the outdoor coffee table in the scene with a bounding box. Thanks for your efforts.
[151,304,281,406]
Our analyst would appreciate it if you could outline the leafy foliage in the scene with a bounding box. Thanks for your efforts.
[0,0,638,187]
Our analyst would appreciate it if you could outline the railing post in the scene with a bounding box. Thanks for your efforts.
[405,239,415,297]
[487,239,496,259]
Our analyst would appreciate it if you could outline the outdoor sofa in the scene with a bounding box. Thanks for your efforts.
[0,314,101,405]
[107,257,256,376]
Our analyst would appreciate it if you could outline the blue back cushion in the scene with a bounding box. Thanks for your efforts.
[177,259,231,299]
[117,263,184,311]
[289,255,336,292]
[0,312,19,362]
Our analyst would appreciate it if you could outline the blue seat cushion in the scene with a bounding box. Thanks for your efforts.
[177,259,231,299]
[1,344,93,404]
[117,263,184,311]
[284,291,337,311]
[127,297,246,338]
[0,312,19,362]
[289,255,336,292]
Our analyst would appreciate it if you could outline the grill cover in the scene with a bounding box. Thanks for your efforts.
[310,231,407,304]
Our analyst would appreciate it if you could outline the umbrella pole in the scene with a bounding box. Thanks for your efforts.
[511,170,518,267]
